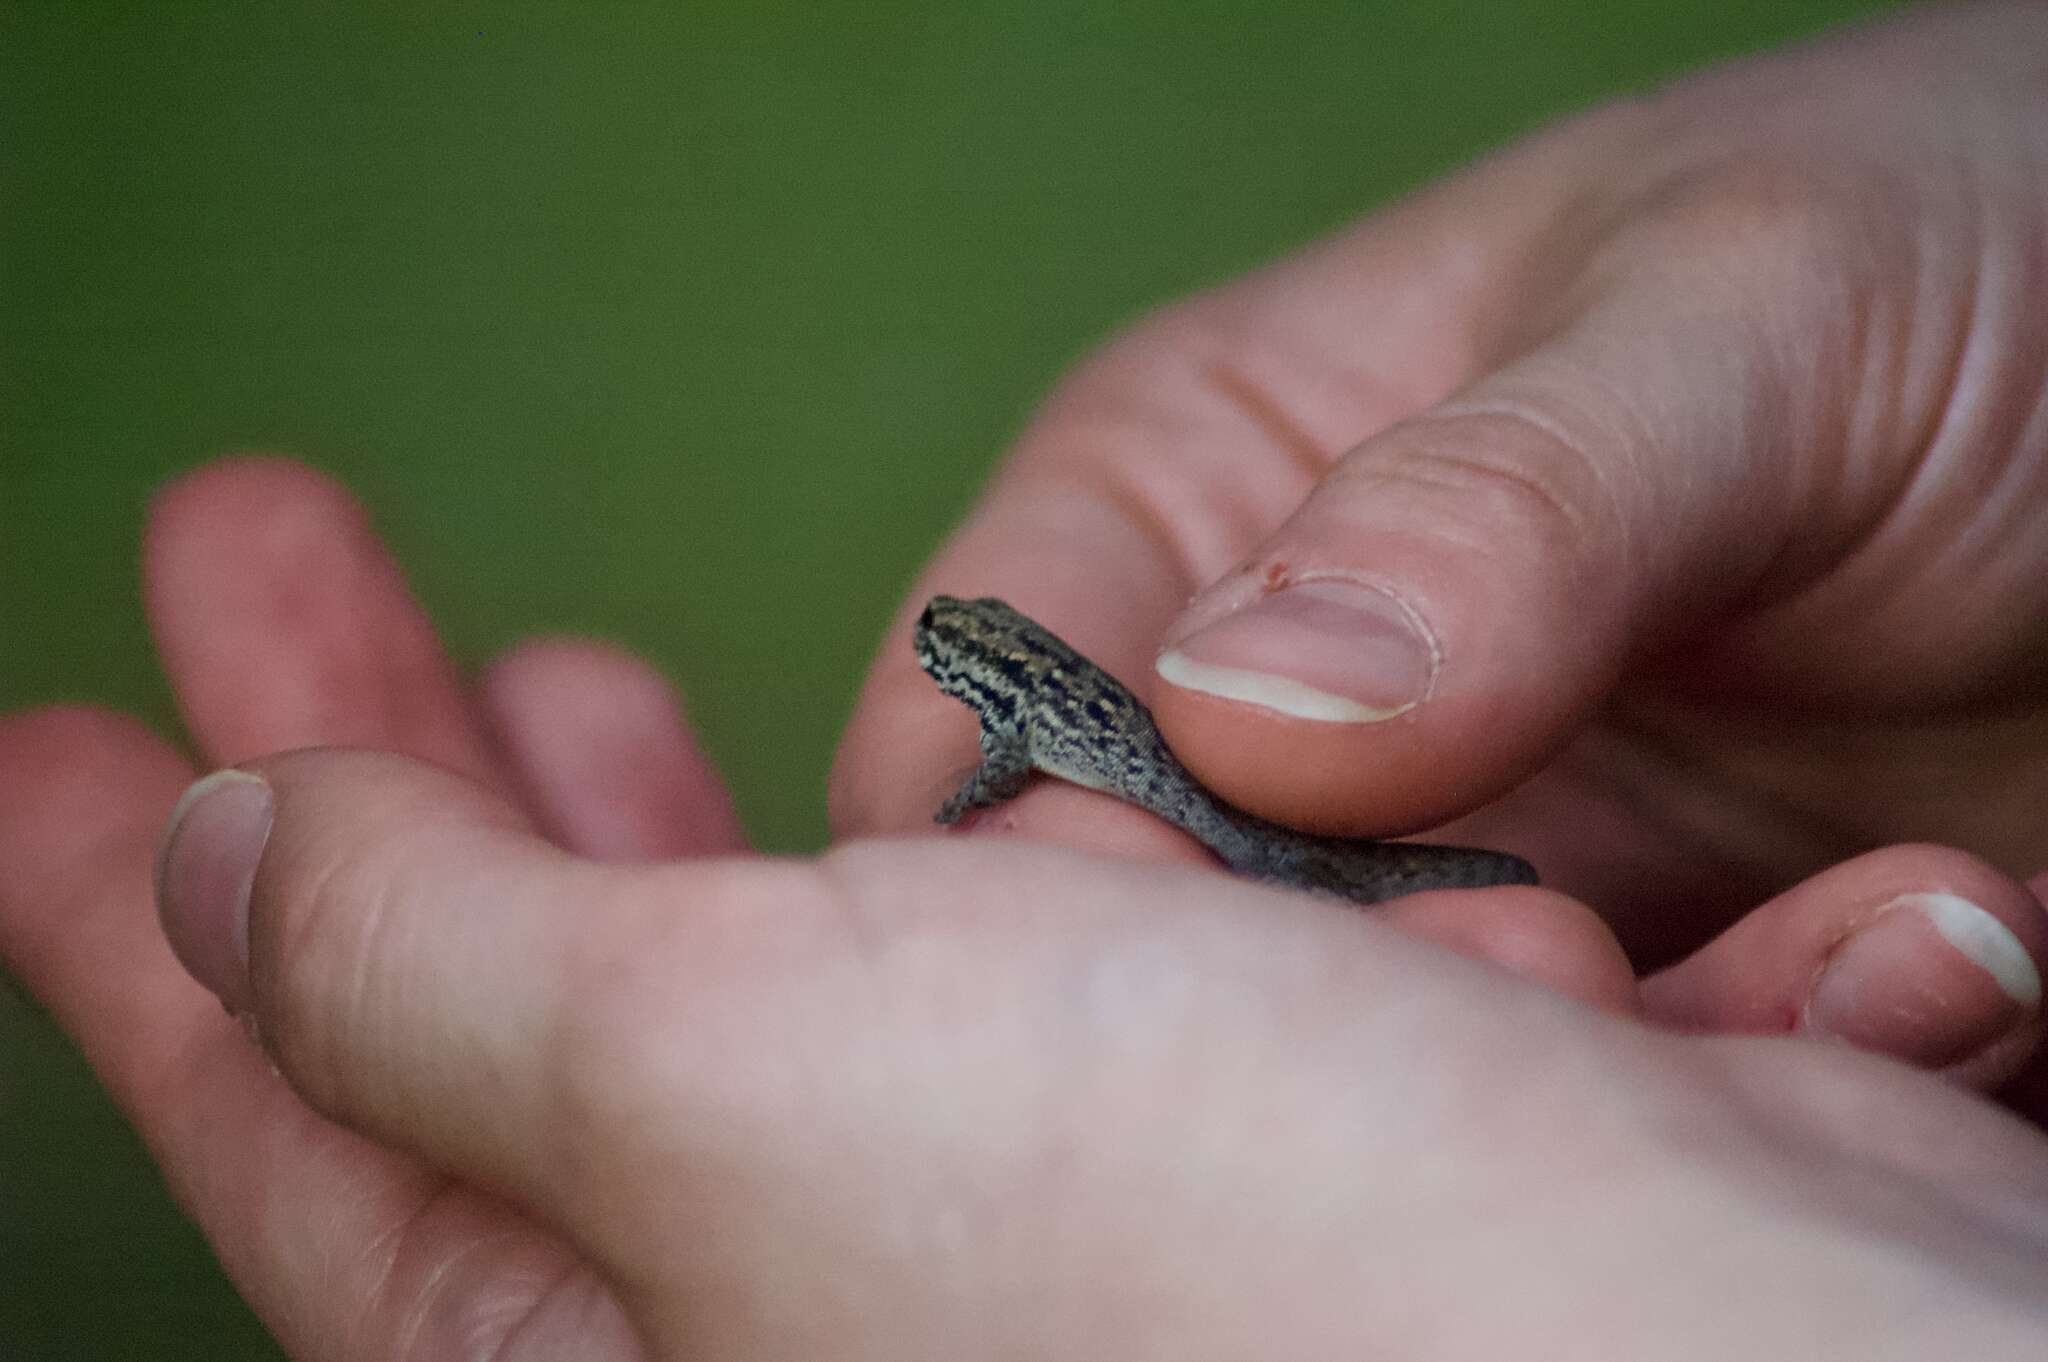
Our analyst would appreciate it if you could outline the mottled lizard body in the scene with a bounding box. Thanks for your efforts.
[914,595,1537,905]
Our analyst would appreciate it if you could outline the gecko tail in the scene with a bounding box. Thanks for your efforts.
[1297,844,1539,906]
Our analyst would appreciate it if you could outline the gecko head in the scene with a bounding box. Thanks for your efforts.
[914,594,1026,693]
[914,594,983,681]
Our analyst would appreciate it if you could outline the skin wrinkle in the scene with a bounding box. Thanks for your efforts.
[1738,221,1868,605]
[343,1168,453,1354]
[485,1267,645,1362]
[1045,459,1206,609]
[1732,181,2048,711]
[1628,697,2048,880]
[1503,281,1808,642]
[1548,733,1820,952]
[1019,367,1323,606]
[1349,405,1621,615]
[1202,355,1344,488]
[1171,376,1343,553]
[1940,212,2048,564]
[1598,697,1878,892]
[1134,333,1354,502]
[474,1258,590,1362]
[373,1178,492,1361]
[1415,396,1617,549]
[1199,219,1497,423]
[1597,267,1827,613]
[1815,174,1985,608]
[1800,204,1913,597]
[460,1247,593,1362]
[265,817,407,1138]
[1618,136,2029,632]
[1568,156,1883,563]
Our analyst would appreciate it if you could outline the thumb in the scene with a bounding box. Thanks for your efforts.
[148,748,805,1250]
[151,753,597,1195]
[1149,232,1866,836]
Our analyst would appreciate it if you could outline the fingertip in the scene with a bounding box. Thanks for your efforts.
[0,704,233,1124]
[0,708,197,943]
[1805,870,2044,1079]
[231,747,559,1065]
[154,769,273,1013]
[1149,680,1513,836]
[144,456,377,615]
[1646,845,2046,1083]
[0,704,182,809]
[1158,575,1437,724]
[478,636,748,859]
[1151,524,1605,837]
[0,706,194,935]
[1377,887,1640,1015]
[479,635,651,697]
[1150,570,1462,833]
[149,454,365,538]
[200,746,640,1222]
[143,454,502,782]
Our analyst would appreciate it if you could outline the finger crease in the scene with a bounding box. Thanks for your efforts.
[1417,399,1621,554]
[1203,356,1341,485]
[480,1258,616,1362]
[1063,461,1208,603]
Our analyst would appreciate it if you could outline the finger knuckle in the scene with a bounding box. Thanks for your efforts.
[1605,151,1879,303]
[1375,400,1628,571]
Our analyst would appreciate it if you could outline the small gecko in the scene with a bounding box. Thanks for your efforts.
[914,595,1537,905]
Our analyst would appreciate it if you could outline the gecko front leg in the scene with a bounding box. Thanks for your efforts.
[936,732,1033,823]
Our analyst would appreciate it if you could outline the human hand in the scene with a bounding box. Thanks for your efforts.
[10,3,2048,1353]
[3,467,2045,1359]
[832,0,2048,1091]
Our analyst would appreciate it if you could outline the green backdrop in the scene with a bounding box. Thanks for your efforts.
[2,2,1895,1355]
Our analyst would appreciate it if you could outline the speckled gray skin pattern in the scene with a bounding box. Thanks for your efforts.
[914,595,1538,905]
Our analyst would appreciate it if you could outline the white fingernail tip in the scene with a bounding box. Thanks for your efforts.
[1154,649,1414,723]
[1891,892,2042,1010]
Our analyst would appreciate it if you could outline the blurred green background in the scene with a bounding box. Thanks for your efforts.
[3,1,1894,1355]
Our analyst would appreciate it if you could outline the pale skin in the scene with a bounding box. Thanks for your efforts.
[5,3,2048,1357]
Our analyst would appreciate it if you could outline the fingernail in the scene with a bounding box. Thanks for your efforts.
[1155,577,1435,721]
[1807,892,2043,1066]
[155,769,274,1013]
